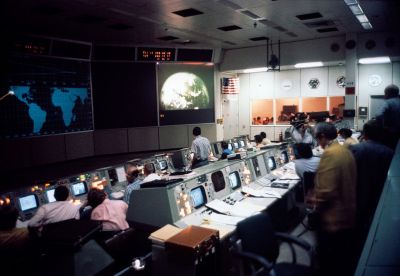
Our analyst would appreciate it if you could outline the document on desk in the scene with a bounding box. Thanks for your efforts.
[206,199,261,218]
[204,213,244,226]
[242,186,282,198]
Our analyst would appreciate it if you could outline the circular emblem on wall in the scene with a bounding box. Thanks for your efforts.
[281,80,293,91]
[308,78,320,89]
[368,75,382,87]
[336,76,346,88]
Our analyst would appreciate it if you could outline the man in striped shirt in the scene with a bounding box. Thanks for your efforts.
[191,127,211,169]
[124,163,141,203]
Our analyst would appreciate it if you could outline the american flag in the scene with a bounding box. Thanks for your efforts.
[221,77,240,94]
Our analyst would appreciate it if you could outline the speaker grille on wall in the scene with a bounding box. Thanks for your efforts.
[330,43,340,52]
[365,40,376,50]
[345,40,356,50]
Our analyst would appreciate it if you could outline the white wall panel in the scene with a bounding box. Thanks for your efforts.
[358,63,392,108]
[274,70,301,98]
[249,72,274,99]
[238,74,251,135]
[393,62,400,87]
[300,67,328,97]
[328,66,346,96]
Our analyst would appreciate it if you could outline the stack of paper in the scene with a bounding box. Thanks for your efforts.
[242,186,282,198]
[149,224,183,245]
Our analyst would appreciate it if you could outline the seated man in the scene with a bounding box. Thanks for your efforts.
[254,134,263,148]
[142,163,161,183]
[28,186,80,228]
[88,189,129,231]
[260,131,271,145]
[293,143,320,180]
[0,205,36,274]
[338,128,358,147]
[191,126,211,169]
[124,163,141,203]
[220,141,233,160]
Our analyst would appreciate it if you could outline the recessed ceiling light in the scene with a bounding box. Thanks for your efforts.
[356,14,368,23]
[348,4,363,15]
[359,57,390,64]
[344,0,358,5]
[361,22,373,30]
[294,62,323,68]
[243,67,268,73]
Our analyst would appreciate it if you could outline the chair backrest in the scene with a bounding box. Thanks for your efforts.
[236,213,279,262]
[303,171,315,197]
[104,228,136,261]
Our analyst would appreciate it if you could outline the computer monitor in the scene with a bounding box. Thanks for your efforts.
[252,158,261,178]
[213,143,220,155]
[71,182,87,196]
[115,166,127,183]
[18,194,38,212]
[228,143,233,151]
[158,159,168,171]
[233,142,239,149]
[267,156,277,171]
[190,186,206,209]
[211,171,226,192]
[239,140,245,148]
[229,171,241,190]
[45,189,56,203]
[170,149,190,171]
[281,151,289,164]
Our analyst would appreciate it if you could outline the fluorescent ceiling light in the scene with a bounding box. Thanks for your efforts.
[356,14,368,23]
[344,0,358,5]
[243,67,268,73]
[361,22,373,30]
[359,57,391,64]
[349,4,363,15]
[294,62,323,68]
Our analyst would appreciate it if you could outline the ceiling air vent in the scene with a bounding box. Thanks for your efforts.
[249,36,269,41]
[218,25,242,31]
[296,12,323,20]
[173,8,203,17]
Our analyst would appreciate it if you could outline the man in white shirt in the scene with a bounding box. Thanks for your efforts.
[142,163,161,183]
[293,143,320,180]
[28,186,80,228]
[191,127,211,169]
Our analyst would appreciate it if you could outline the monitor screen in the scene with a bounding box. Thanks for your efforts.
[71,182,87,196]
[18,195,38,212]
[239,140,245,147]
[234,142,239,149]
[211,171,226,192]
[45,189,56,203]
[252,158,261,177]
[228,143,233,151]
[116,166,127,183]
[229,171,241,190]
[171,149,188,170]
[158,160,168,170]
[190,186,206,209]
[213,143,220,155]
[281,151,289,164]
[268,157,277,171]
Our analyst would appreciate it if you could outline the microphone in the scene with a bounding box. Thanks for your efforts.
[0,91,15,101]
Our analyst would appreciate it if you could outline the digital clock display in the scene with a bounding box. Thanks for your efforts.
[137,47,175,61]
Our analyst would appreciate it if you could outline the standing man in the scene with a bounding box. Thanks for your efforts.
[124,163,141,203]
[311,122,357,276]
[191,126,211,169]
[375,84,400,149]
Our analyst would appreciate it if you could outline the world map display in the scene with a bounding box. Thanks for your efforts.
[0,55,93,138]
[11,86,89,134]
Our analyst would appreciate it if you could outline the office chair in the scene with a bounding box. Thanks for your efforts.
[233,213,314,276]
[301,171,318,232]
